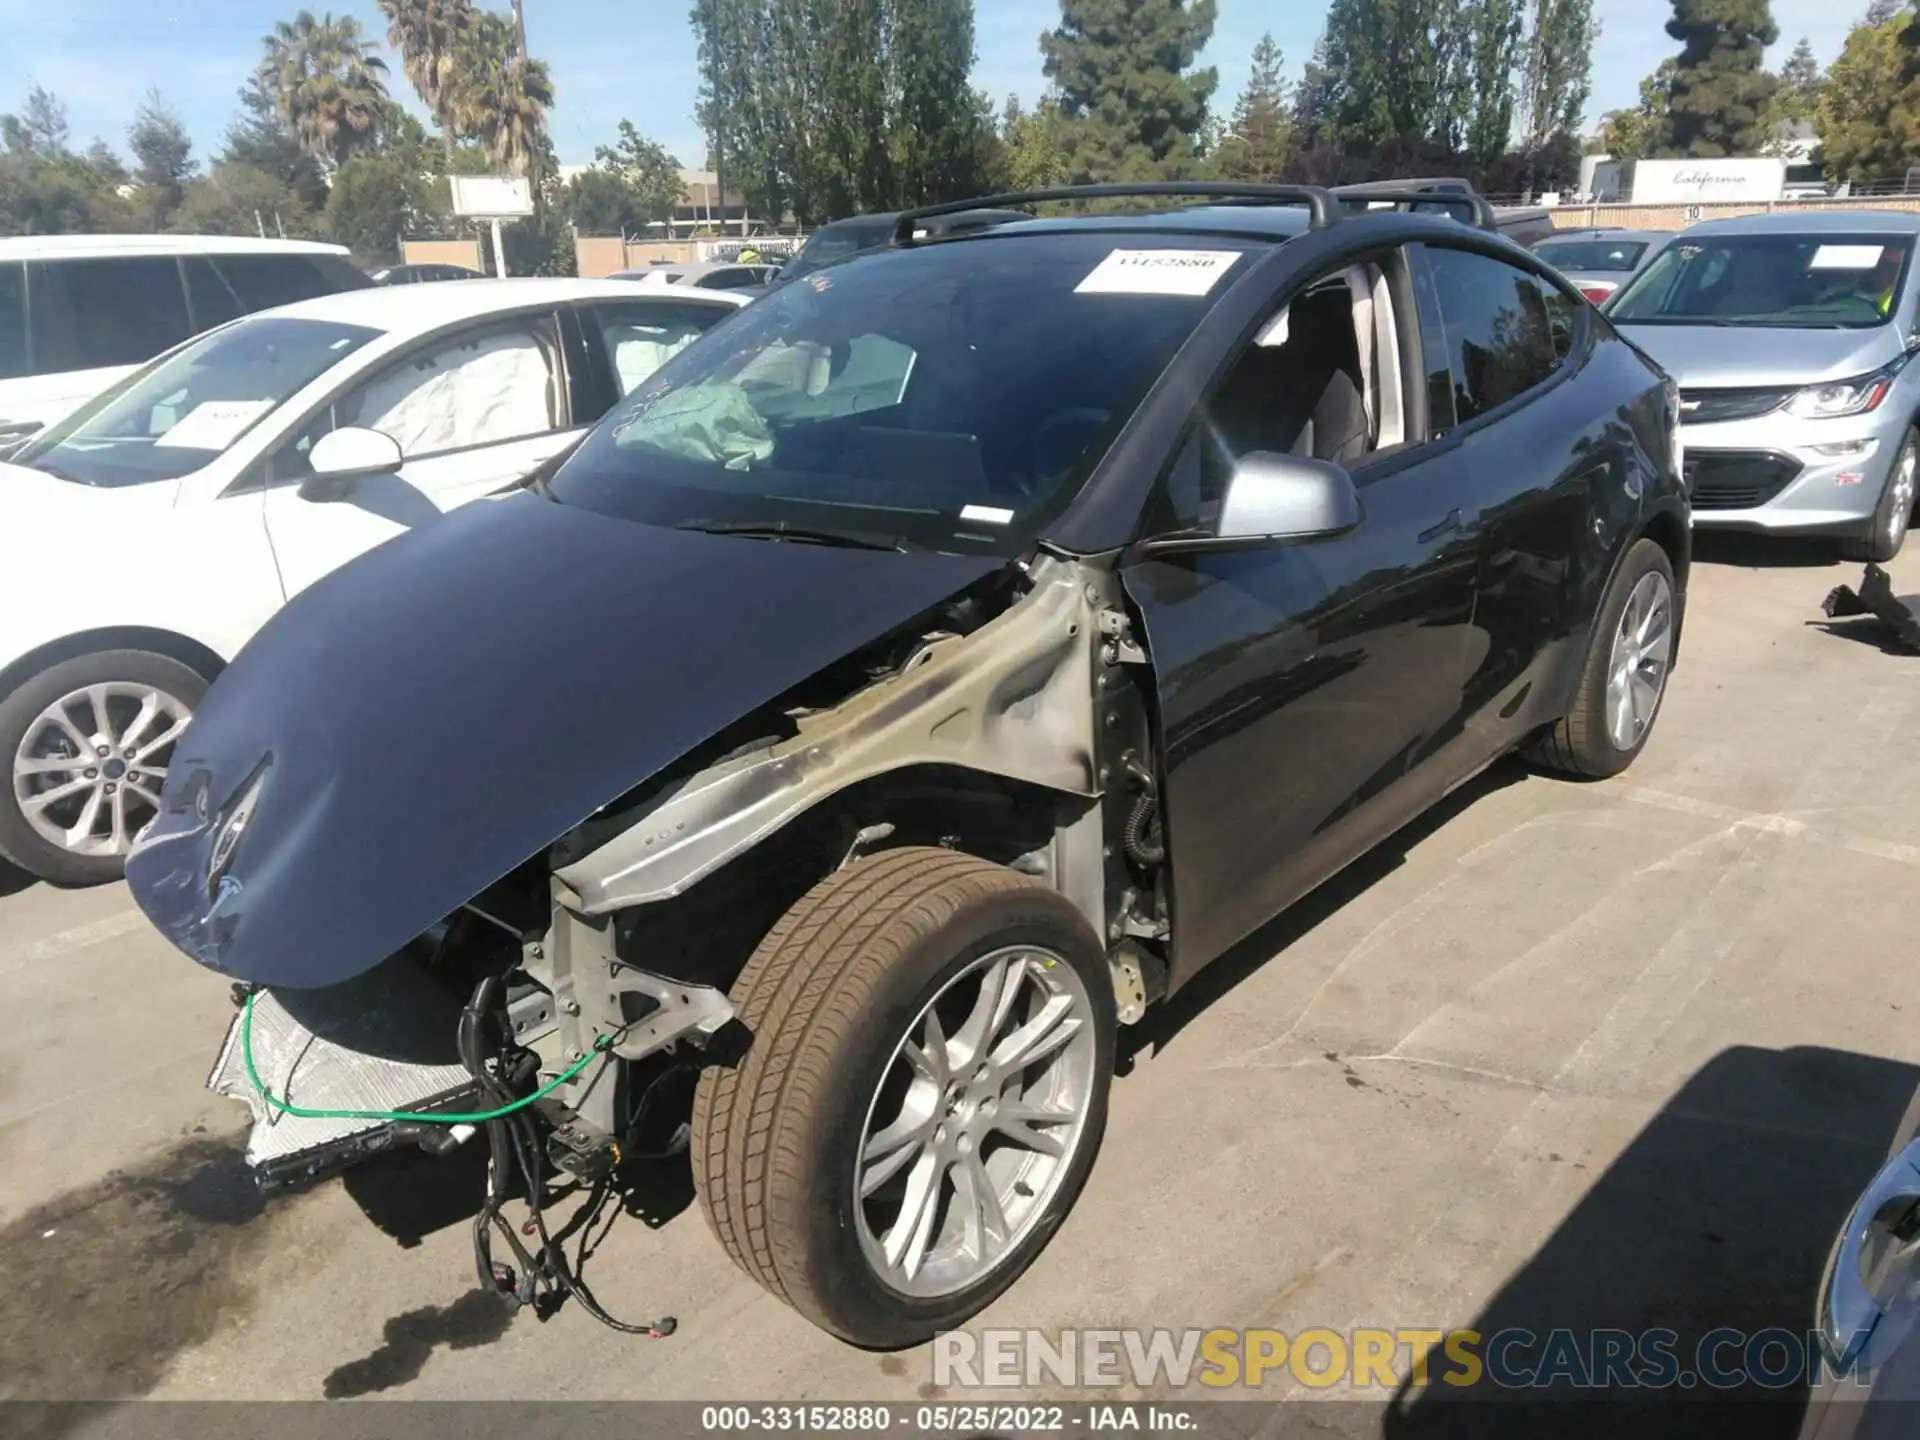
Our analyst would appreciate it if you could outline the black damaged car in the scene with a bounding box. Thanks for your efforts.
[126,183,1690,1348]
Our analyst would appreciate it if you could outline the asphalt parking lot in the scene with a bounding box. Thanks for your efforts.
[3,537,1919,1418]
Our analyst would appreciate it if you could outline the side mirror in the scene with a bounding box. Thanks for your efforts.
[301,427,403,501]
[1216,451,1361,543]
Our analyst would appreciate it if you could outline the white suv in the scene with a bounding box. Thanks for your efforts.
[0,235,371,451]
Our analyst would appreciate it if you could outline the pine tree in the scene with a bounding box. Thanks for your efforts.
[127,90,196,228]
[1761,35,1823,152]
[1041,0,1219,183]
[1519,0,1597,144]
[1217,32,1292,180]
[20,87,69,159]
[1292,32,1336,147]
[1661,0,1779,157]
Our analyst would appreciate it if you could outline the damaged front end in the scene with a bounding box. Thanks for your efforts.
[130,505,1165,1320]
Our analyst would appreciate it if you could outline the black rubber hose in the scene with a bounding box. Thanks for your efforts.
[1124,791,1165,867]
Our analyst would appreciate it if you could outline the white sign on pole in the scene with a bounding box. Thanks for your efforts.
[1631,158,1787,206]
[449,175,535,218]
[448,175,534,279]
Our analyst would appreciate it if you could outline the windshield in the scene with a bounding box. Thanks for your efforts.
[550,232,1252,554]
[1608,233,1913,329]
[778,218,896,283]
[16,316,379,487]
[1535,239,1651,273]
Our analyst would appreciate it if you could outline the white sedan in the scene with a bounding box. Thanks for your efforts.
[0,277,748,885]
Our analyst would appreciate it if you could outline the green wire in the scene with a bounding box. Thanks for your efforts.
[241,989,609,1125]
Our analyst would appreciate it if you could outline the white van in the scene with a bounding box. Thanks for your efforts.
[0,235,371,449]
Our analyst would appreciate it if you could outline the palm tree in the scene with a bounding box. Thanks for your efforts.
[446,10,554,178]
[262,10,390,169]
[375,0,474,164]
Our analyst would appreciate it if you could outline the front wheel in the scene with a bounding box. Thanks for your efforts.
[0,650,206,886]
[692,847,1115,1348]
[1843,427,1917,564]
[1527,538,1677,780]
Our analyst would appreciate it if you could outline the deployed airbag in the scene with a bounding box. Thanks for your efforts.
[356,331,556,457]
[614,382,774,469]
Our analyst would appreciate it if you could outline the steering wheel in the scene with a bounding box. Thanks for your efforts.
[1021,407,1113,493]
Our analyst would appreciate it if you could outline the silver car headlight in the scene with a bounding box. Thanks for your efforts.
[1784,357,1908,420]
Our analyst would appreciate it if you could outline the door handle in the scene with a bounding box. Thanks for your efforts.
[1418,507,1465,544]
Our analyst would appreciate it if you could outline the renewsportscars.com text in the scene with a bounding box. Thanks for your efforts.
[932,1326,1871,1392]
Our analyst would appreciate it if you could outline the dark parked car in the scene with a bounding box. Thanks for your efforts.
[126,182,1689,1350]
[367,262,484,285]
[766,206,1032,288]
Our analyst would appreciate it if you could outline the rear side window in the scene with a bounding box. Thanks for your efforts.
[1421,247,1567,426]
[28,257,194,373]
[184,257,245,330]
[214,254,368,312]
[0,263,25,380]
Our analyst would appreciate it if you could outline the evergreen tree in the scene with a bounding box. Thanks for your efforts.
[1217,32,1292,181]
[1761,36,1823,152]
[1292,32,1336,147]
[1520,0,1597,144]
[20,87,69,159]
[128,90,196,229]
[220,72,329,215]
[1040,0,1219,183]
[1661,0,1779,157]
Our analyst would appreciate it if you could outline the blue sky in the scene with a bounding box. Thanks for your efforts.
[0,0,1875,171]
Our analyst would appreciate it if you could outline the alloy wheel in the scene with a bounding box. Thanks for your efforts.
[1605,571,1674,752]
[1887,442,1917,549]
[854,944,1098,1299]
[11,682,191,857]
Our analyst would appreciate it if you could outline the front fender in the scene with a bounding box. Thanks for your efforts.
[558,559,1105,913]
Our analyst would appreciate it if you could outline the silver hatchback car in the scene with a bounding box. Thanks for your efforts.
[1607,211,1920,560]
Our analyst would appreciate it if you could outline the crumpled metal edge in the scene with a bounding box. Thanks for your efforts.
[1823,564,1920,654]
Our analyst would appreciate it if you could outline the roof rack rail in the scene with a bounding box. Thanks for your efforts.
[1327,180,1498,232]
[889,182,1341,246]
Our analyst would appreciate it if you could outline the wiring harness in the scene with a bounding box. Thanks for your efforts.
[240,979,678,1339]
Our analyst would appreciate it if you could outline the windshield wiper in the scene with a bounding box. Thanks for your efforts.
[677,518,922,552]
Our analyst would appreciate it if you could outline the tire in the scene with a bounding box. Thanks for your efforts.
[692,846,1116,1348]
[1842,428,1917,564]
[1527,538,1677,780]
[0,650,209,886]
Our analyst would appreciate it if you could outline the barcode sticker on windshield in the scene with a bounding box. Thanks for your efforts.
[1076,249,1241,297]
[154,400,276,450]
[1809,245,1885,270]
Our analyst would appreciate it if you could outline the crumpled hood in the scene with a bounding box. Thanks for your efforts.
[1615,322,1902,388]
[126,493,999,988]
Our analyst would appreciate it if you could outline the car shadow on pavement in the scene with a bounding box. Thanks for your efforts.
[0,857,35,897]
[1691,533,1848,570]
[1116,756,1531,1071]
[1380,1044,1920,1439]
